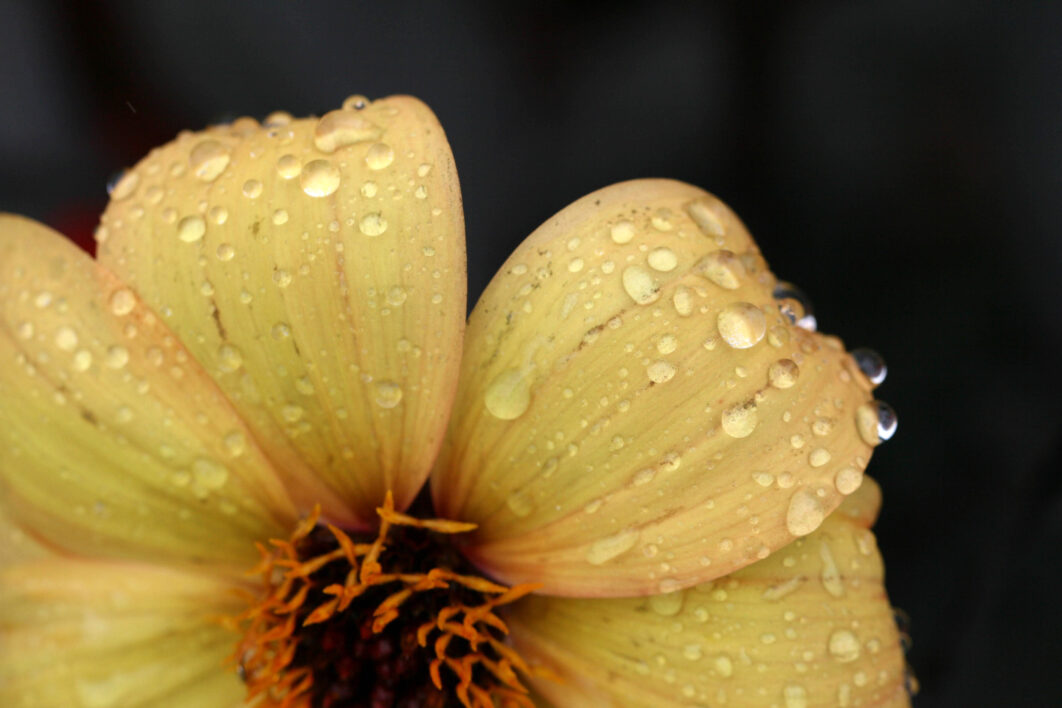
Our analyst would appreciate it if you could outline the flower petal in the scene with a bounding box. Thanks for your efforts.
[0,214,294,571]
[0,558,245,707]
[96,96,466,525]
[507,479,910,707]
[435,180,876,596]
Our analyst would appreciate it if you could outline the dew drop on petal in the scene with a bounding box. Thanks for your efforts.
[54,326,78,351]
[774,281,817,331]
[484,368,532,420]
[610,220,635,244]
[622,266,660,305]
[177,215,206,243]
[373,381,403,409]
[300,159,341,197]
[834,466,864,495]
[189,139,231,181]
[856,400,897,445]
[695,250,745,289]
[192,458,229,489]
[242,179,263,199]
[647,247,678,272]
[109,289,136,316]
[768,359,800,389]
[586,528,640,565]
[717,303,766,348]
[786,488,825,537]
[359,212,388,236]
[851,347,887,385]
[648,590,685,616]
[647,360,676,384]
[104,345,129,369]
[217,343,244,372]
[721,400,758,438]
[365,143,394,170]
[313,109,380,153]
[828,630,861,663]
[216,243,236,261]
[276,154,301,179]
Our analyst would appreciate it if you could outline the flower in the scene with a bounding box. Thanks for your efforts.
[0,95,910,707]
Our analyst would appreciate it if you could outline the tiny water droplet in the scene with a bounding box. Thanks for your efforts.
[373,381,403,408]
[359,212,388,236]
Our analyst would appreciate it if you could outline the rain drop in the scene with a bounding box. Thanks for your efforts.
[786,488,825,537]
[276,154,301,179]
[242,179,263,199]
[621,266,660,305]
[359,212,388,236]
[647,247,678,272]
[189,140,231,181]
[177,215,206,243]
[109,289,136,316]
[313,109,380,153]
[647,360,676,384]
[192,458,229,489]
[828,630,861,663]
[374,381,404,409]
[586,528,639,565]
[717,302,766,349]
[851,347,887,385]
[695,250,745,289]
[721,401,758,438]
[484,368,532,420]
[55,326,78,351]
[768,359,800,389]
[856,400,897,445]
[610,220,635,244]
[834,466,863,495]
[773,281,817,331]
[300,159,341,197]
[365,143,395,170]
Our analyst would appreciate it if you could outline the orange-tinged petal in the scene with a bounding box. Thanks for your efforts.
[0,214,294,571]
[97,96,466,525]
[435,180,877,596]
[507,479,910,707]
[0,558,245,707]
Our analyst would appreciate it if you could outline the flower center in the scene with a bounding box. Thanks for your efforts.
[232,492,538,708]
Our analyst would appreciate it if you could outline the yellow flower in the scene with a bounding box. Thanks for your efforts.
[0,95,910,707]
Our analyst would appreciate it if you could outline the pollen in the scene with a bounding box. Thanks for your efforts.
[231,492,540,708]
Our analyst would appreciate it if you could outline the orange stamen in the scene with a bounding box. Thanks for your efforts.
[232,493,542,708]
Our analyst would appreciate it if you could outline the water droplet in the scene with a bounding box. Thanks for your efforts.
[484,368,532,420]
[365,142,395,170]
[273,269,293,288]
[216,243,236,261]
[109,289,136,316]
[786,488,825,536]
[104,345,129,369]
[828,629,861,663]
[773,281,817,331]
[343,94,370,110]
[656,334,678,354]
[16,322,34,339]
[271,322,292,340]
[374,381,403,408]
[359,212,388,236]
[713,654,734,678]
[834,466,863,495]
[672,286,693,316]
[682,644,703,661]
[610,220,635,244]
[506,490,534,517]
[717,303,766,348]
[808,447,832,467]
[386,286,407,306]
[108,170,139,200]
[647,247,678,272]
[217,343,244,372]
[274,154,300,180]
[208,206,228,225]
[281,404,305,423]
[71,349,93,371]
[768,359,800,388]
[586,528,639,565]
[177,215,206,243]
[695,250,745,289]
[55,326,78,351]
[856,400,897,445]
[851,347,887,385]
[685,199,726,237]
[621,266,660,305]
[721,400,758,438]
[647,360,676,384]
[192,458,229,489]
[242,179,263,199]
[648,590,684,616]
[272,209,289,226]
[783,684,808,708]
[189,140,231,181]
[298,158,342,198]
[314,109,380,153]
[650,208,674,231]
[223,431,247,457]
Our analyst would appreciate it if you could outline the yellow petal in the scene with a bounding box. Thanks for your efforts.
[0,558,245,707]
[0,498,50,564]
[0,214,294,571]
[96,96,466,525]
[435,180,877,596]
[507,478,910,707]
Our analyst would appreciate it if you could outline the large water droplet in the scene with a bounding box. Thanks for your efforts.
[828,629,861,662]
[721,400,758,438]
[621,266,660,305]
[586,528,639,565]
[177,215,206,243]
[773,281,817,331]
[314,109,380,153]
[359,212,388,236]
[484,368,532,420]
[717,302,766,348]
[365,143,395,170]
[300,159,341,197]
[786,488,825,536]
[189,140,231,182]
[109,289,136,316]
[695,250,744,289]
[374,381,403,409]
[856,400,897,445]
[647,247,678,272]
[276,154,301,179]
[851,347,887,385]
[768,359,800,389]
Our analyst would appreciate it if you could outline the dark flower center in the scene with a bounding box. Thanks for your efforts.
[233,492,537,708]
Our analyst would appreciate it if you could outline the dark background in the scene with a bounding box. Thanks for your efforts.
[2,1,1059,705]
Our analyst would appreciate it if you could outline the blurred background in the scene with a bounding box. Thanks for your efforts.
[1,1,1059,705]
